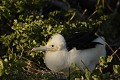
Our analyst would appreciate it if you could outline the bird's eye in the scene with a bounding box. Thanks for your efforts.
[51,45,54,47]
[50,37,52,40]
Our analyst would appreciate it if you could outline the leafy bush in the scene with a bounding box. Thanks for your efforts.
[0,0,120,80]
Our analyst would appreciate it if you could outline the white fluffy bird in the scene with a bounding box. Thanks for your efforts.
[31,29,106,74]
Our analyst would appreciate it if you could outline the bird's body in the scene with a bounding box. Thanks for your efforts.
[32,31,106,74]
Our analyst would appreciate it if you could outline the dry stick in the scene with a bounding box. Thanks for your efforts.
[81,60,90,71]
[21,56,50,72]
[68,67,70,80]
[114,0,120,13]
[22,58,54,76]
[105,0,114,12]
[106,43,120,61]
[22,65,40,74]
[70,12,76,21]
[87,10,97,20]
[111,47,120,56]
[81,9,87,17]
[111,47,120,59]
[68,50,71,80]
[96,34,120,61]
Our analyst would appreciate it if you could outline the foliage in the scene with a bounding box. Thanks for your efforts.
[0,0,120,80]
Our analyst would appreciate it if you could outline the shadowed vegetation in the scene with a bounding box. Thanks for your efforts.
[0,0,120,80]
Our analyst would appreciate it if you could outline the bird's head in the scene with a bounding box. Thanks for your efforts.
[31,34,67,52]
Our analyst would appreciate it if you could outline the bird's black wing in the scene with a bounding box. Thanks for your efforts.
[65,27,102,51]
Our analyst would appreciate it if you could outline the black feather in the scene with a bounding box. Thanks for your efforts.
[65,27,103,51]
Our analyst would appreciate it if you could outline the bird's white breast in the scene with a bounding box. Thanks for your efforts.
[44,50,69,72]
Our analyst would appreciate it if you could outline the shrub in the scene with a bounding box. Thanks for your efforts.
[0,0,120,80]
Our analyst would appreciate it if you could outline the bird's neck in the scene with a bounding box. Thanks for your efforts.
[44,49,70,72]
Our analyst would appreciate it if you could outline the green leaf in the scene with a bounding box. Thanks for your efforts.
[107,56,113,63]
[33,40,36,45]
[113,65,120,74]
[20,39,26,43]
[99,56,106,66]
[0,59,4,76]
[75,78,80,80]
[4,58,8,62]
[85,70,92,80]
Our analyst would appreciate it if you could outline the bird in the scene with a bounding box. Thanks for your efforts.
[31,28,106,74]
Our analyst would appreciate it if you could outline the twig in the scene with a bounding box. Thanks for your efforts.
[105,0,114,12]
[106,43,120,61]
[111,47,120,61]
[96,34,120,61]
[81,60,90,71]
[111,47,120,56]
[82,9,87,17]
[114,0,120,13]
[70,12,76,21]
[87,10,97,20]
[21,56,50,71]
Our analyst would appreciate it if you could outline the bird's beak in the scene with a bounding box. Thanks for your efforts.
[31,46,57,51]
[31,46,49,51]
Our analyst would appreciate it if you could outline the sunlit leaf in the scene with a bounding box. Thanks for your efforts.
[107,56,113,63]
[0,59,4,76]
[113,65,120,74]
